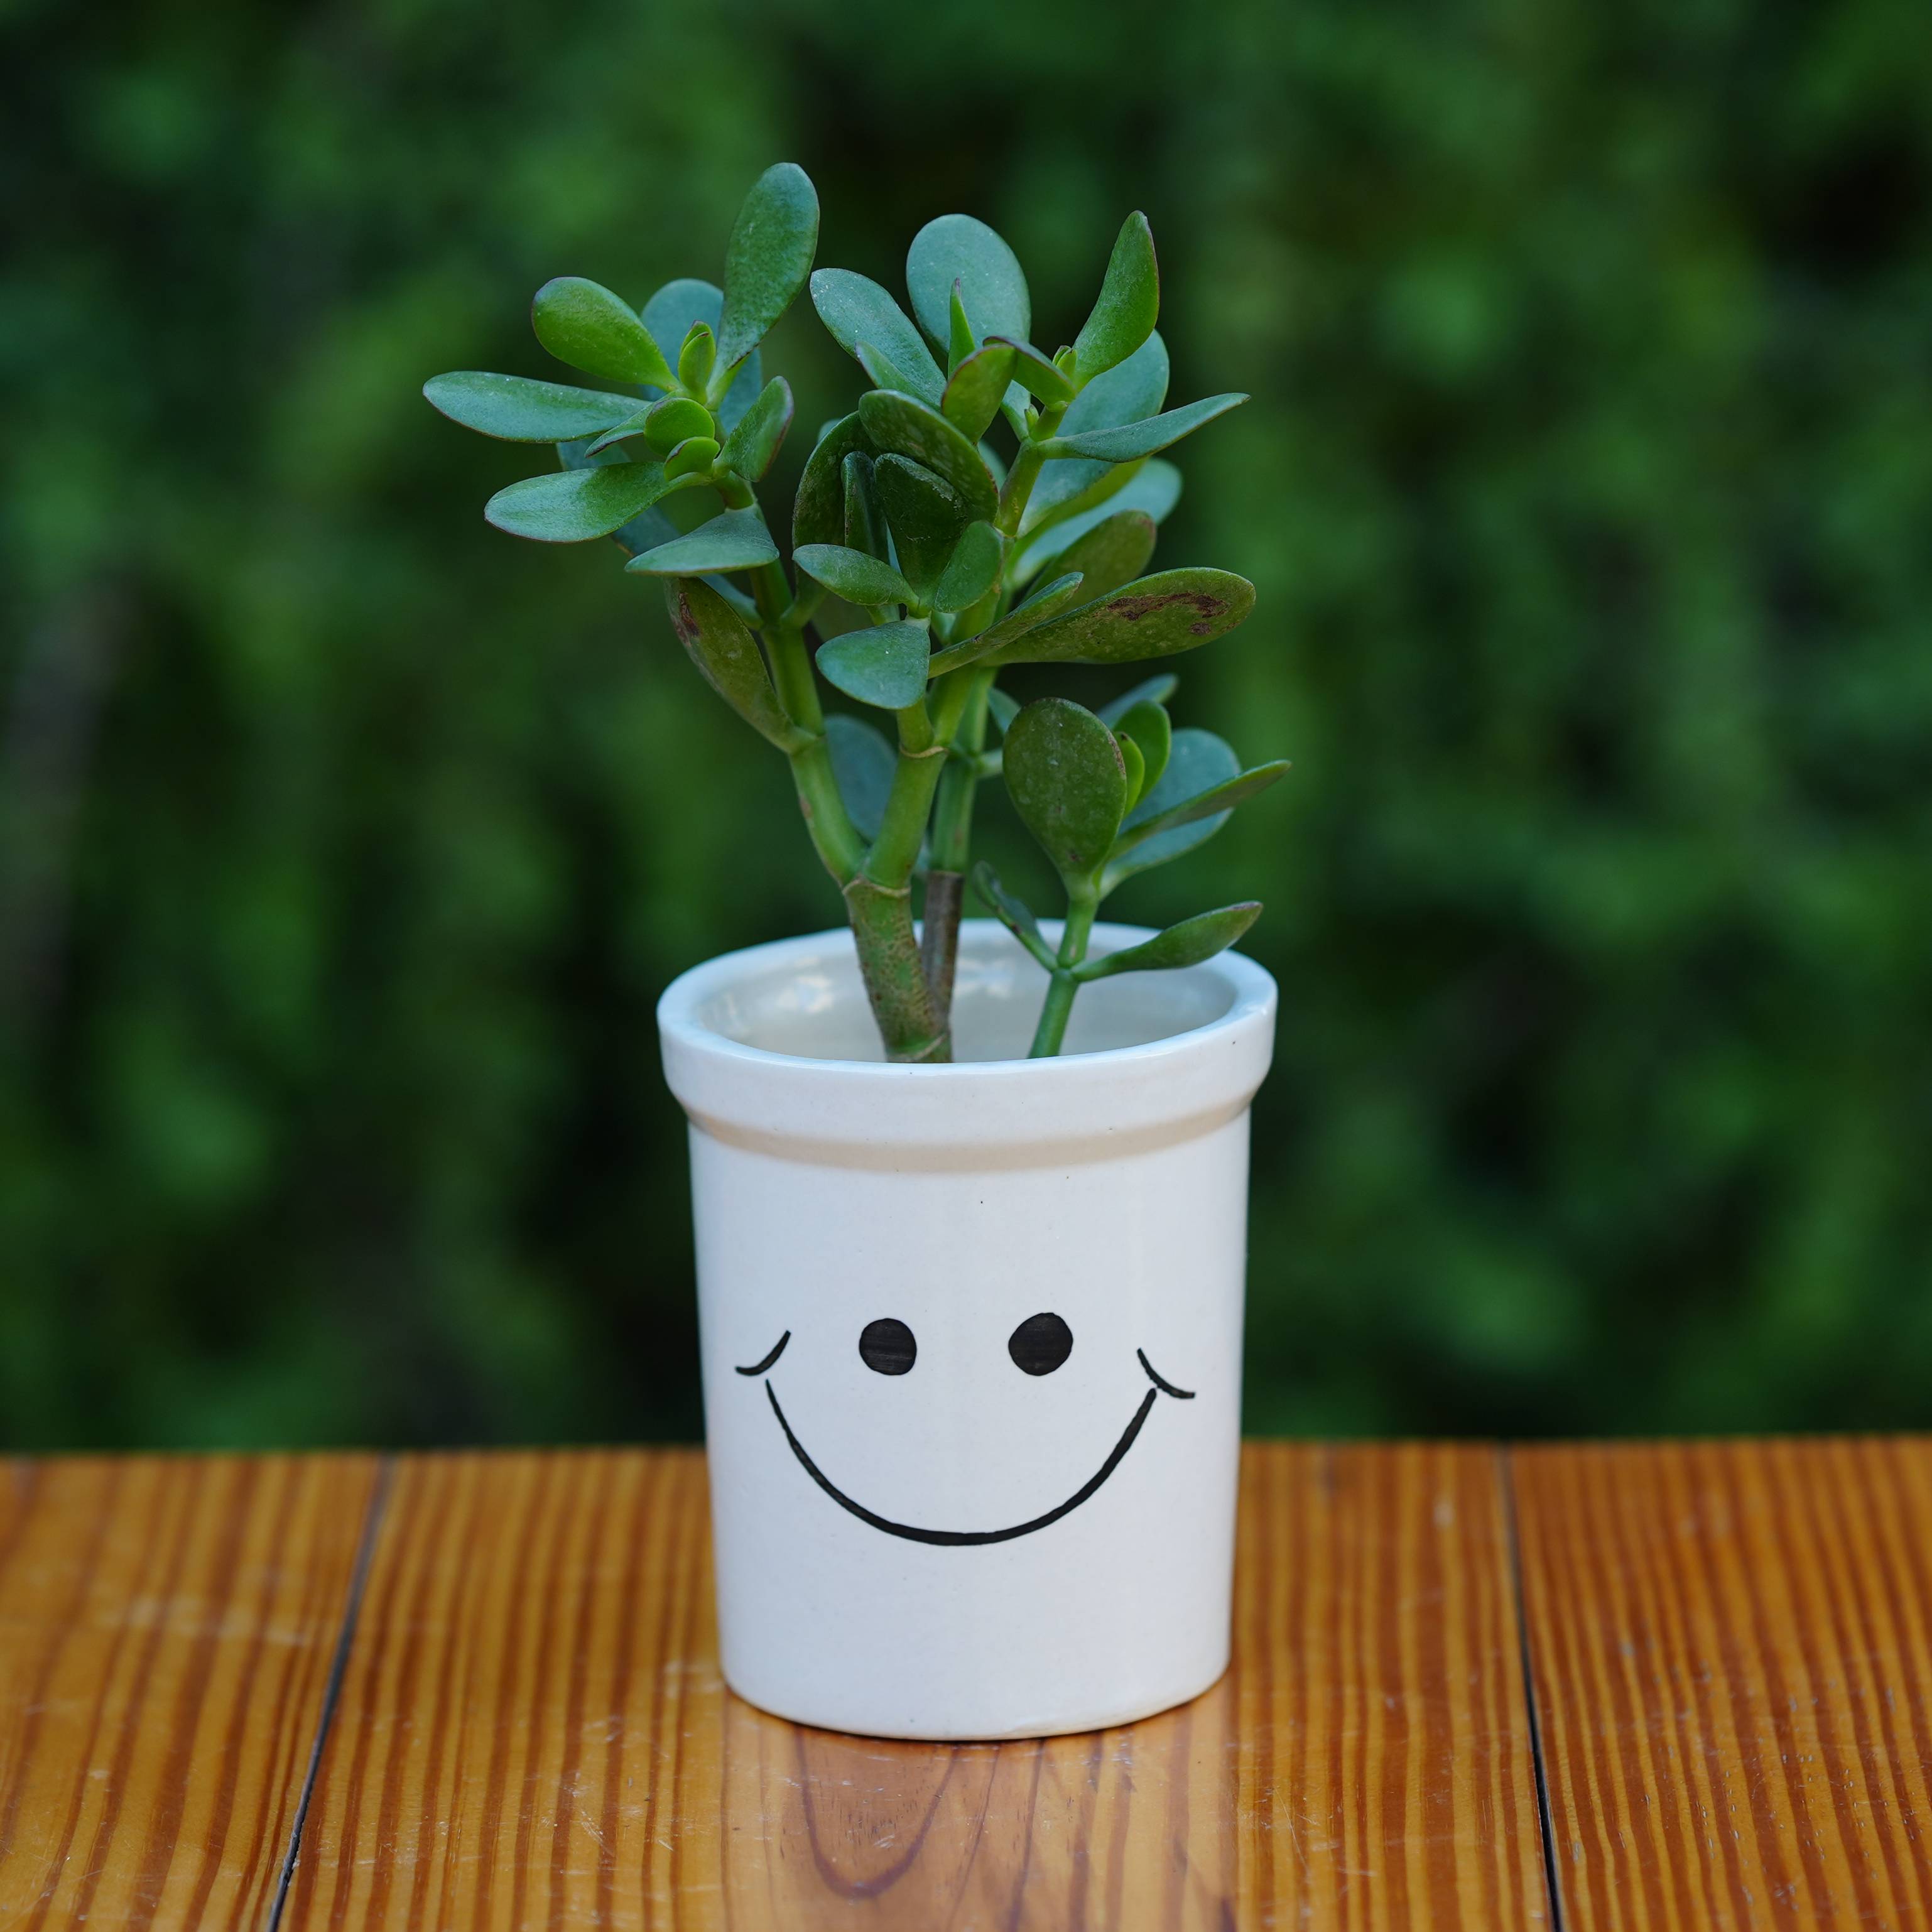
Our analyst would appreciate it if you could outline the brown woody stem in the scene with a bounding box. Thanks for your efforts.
[844,874,947,1061]
[920,869,963,1019]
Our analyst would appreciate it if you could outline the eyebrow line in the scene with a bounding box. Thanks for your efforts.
[1137,1349,1195,1399]
[735,1331,791,1376]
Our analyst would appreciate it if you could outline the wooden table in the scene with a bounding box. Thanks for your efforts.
[2,1442,1928,1929]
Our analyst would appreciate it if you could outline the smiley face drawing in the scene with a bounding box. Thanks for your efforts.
[735,1315,1197,1546]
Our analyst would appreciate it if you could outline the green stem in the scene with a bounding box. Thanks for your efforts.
[706,476,988,1063]
[1028,889,1098,1058]
[920,667,997,1021]
[835,703,948,1061]
[997,446,1044,536]
[710,472,859,882]
[849,659,986,1060]
[769,622,825,733]
[788,736,864,883]
[772,611,859,882]
[996,402,1065,538]
[929,670,995,873]
[867,741,946,886]
[822,704,950,1061]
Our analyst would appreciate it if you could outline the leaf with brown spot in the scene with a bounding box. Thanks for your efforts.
[977,568,1255,667]
[665,579,809,752]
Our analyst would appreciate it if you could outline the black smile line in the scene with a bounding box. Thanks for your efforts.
[757,1347,1195,1547]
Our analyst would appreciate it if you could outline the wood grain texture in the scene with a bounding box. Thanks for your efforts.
[0,1453,380,1931]
[1511,1438,1932,1932]
[1235,1445,1549,1932]
[283,1443,1548,1931]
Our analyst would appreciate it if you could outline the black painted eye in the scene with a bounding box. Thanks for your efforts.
[1007,1312,1073,1376]
[859,1317,916,1376]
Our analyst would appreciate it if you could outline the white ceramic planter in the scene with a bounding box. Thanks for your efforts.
[657,918,1277,1740]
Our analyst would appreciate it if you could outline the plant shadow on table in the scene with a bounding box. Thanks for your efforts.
[3,0,1929,1449]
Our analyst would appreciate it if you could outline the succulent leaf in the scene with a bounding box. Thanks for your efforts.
[719,376,793,480]
[425,371,644,443]
[717,162,819,372]
[940,342,1016,442]
[810,269,944,404]
[1023,334,1170,529]
[639,279,762,429]
[643,395,713,453]
[857,390,1000,522]
[1110,696,1171,798]
[1076,903,1262,980]
[1002,698,1130,886]
[531,278,675,388]
[583,410,654,457]
[947,283,975,372]
[1012,459,1181,583]
[1097,730,1286,894]
[972,862,1055,969]
[665,578,806,751]
[1114,758,1290,847]
[816,619,931,710]
[676,321,717,396]
[924,569,1087,675]
[554,435,683,555]
[989,336,1076,406]
[1039,391,1247,464]
[1116,731,1146,811]
[975,567,1255,668]
[793,413,873,548]
[663,434,719,478]
[1066,330,1171,424]
[843,452,884,557]
[624,507,778,575]
[825,714,898,841]
[1072,212,1159,384]
[793,544,914,607]
[872,455,969,593]
[484,460,698,543]
[1096,671,1180,725]
[931,521,1004,612]
[1046,510,1157,605]
[906,214,1029,351]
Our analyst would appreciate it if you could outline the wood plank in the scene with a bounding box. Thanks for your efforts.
[285,1443,1547,1930]
[0,1452,381,1931]
[1511,1438,1932,1932]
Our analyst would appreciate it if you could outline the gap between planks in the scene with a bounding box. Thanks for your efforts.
[1499,1445,1568,1932]
[266,1454,396,1932]
[1509,1437,1932,1932]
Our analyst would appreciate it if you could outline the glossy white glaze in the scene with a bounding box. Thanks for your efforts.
[658,920,1277,1739]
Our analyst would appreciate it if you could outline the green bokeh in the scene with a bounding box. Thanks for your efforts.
[3,0,1928,1449]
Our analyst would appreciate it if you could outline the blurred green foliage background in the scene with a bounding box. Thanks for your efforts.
[3,0,1929,1451]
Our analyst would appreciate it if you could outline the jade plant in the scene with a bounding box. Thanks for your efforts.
[425,164,1286,1061]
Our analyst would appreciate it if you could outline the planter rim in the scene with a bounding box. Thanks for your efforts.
[658,920,1277,1168]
